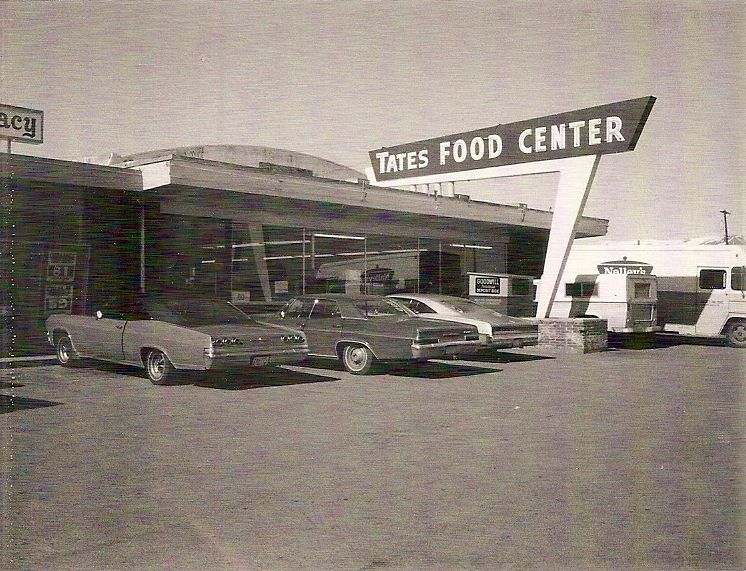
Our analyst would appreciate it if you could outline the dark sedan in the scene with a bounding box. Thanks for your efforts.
[275,294,483,374]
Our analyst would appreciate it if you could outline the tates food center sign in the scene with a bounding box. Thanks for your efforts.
[369,96,655,181]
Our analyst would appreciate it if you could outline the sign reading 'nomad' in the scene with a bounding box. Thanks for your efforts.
[0,104,44,144]
[369,96,655,182]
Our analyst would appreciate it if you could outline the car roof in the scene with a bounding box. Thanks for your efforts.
[294,293,389,301]
[389,293,458,303]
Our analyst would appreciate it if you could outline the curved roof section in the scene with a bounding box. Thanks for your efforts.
[103,144,365,182]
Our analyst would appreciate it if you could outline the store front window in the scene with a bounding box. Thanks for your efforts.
[148,213,508,311]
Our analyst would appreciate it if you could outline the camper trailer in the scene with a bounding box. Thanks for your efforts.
[553,239,745,346]
[544,272,659,334]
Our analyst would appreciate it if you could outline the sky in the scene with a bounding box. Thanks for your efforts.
[1,0,743,240]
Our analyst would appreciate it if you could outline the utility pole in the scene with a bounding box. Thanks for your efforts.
[720,209,730,245]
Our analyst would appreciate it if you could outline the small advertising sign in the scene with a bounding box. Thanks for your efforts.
[369,96,655,182]
[45,251,77,313]
[46,252,76,282]
[0,104,44,144]
[231,291,251,304]
[469,274,502,297]
[45,285,74,312]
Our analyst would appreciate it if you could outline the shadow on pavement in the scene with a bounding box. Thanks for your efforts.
[458,351,554,364]
[0,381,25,389]
[607,333,728,351]
[57,360,340,389]
[191,366,340,390]
[299,357,500,379]
[383,360,501,379]
[0,394,63,414]
[0,358,58,369]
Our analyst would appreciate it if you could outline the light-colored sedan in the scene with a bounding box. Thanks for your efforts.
[46,295,308,384]
[388,293,538,349]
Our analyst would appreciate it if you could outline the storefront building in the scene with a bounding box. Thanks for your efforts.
[1,145,608,355]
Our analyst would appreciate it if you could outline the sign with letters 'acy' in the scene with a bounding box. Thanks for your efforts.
[0,104,44,144]
[369,96,655,182]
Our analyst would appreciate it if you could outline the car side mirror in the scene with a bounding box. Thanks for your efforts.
[95,310,103,320]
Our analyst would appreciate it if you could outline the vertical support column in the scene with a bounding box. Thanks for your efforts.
[139,202,145,292]
[302,228,306,294]
[249,224,272,302]
[535,155,601,318]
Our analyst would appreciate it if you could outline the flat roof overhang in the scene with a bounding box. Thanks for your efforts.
[138,156,608,242]
[1,153,143,192]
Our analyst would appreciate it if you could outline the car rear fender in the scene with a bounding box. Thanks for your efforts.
[138,345,176,370]
[50,327,74,349]
[125,322,210,370]
[335,339,379,360]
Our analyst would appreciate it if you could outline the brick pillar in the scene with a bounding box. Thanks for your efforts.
[538,318,607,353]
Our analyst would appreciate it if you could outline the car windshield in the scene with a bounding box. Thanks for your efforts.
[353,298,411,318]
[146,298,254,327]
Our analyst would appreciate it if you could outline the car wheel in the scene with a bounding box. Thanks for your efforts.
[725,320,746,348]
[341,344,375,375]
[56,334,77,367]
[144,349,175,385]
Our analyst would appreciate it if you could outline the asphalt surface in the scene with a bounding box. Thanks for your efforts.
[1,338,744,570]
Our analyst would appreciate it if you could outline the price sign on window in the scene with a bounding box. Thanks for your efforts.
[45,285,74,312]
[47,252,76,282]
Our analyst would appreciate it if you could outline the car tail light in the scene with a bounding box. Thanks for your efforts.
[212,337,243,346]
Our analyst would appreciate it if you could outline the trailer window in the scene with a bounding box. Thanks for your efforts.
[633,282,651,299]
[699,269,726,290]
[732,267,746,291]
[565,282,595,297]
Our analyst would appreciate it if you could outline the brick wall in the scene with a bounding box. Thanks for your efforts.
[538,318,608,353]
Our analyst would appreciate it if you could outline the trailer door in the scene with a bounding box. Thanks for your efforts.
[695,267,728,336]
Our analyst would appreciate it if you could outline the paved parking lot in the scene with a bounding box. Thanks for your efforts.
[1,339,744,570]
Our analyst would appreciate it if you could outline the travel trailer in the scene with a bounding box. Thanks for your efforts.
[544,272,660,334]
[553,238,745,346]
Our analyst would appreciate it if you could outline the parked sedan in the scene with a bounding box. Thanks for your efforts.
[275,294,482,374]
[46,295,308,384]
[387,293,539,349]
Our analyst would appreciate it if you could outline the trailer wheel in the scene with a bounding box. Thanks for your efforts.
[724,320,746,348]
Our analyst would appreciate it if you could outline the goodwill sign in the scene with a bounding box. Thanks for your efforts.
[369,96,655,182]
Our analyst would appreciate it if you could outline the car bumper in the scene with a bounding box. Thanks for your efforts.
[410,340,483,359]
[609,325,662,334]
[203,346,309,370]
[485,333,539,348]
